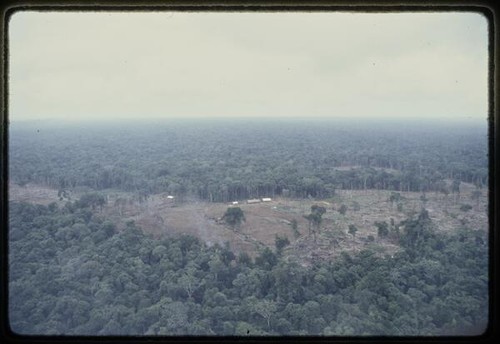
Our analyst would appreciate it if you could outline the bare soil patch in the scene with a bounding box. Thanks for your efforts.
[9,182,75,206]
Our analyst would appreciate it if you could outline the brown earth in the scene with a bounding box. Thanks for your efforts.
[9,183,72,205]
[9,181,488,265]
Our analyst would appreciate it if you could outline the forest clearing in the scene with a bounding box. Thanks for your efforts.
[9,179,488,265]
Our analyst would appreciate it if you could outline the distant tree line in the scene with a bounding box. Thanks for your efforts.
[9,200,488,336]
[9,121,487,203]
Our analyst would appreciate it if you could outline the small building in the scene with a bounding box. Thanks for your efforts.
[262,198,272,202]
[232,201,239,205]
[247,199,261,204]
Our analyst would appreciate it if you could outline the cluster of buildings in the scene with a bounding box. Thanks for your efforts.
[230,198,272,206]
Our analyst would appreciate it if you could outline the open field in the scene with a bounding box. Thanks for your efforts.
[9,181,488,265]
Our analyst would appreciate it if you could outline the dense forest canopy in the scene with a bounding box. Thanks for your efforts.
[9,201,488,336]
[9,119,488,202]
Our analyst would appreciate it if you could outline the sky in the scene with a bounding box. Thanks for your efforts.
[8,11,488,122]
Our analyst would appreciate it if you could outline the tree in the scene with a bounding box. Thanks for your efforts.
[389,192,401,209]
[255,247,277,270]
[339,204,347,215]
[348,224,358,238]
[9,195,489,336]
[420,193,428,205]
[75,193,106,211]
[275,235,290,255]
[451,179,461,203]
[158,301,189,334]
[304,205,326,241]
[237,252,253,267]
[250,299,277,330]
[460,204,472,212]
[375,221,389,238]
[290,219,300,238]
[221,207,245,230]
[178,268,202,300]
[57,189,70,201]
[399,209,435,256]
[389,218,400,239]
[311,204,326,217]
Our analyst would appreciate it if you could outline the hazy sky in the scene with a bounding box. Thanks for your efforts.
[9,11,488,122]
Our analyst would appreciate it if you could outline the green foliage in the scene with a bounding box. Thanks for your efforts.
[222,207,245,229]
[57,189,70,200]
[375,221,389,238]
[275,235,290,254]
[398,209,436,259]
[290,219,300,238]
[237,252,253,267]
[9,121,488,202]
[338,204,347,215]
[348,225,358,238]
[389,192,402,205]
[420,193,428,203]
[8,188,488,336]
[249,298,277,329]
[304,205,327,240]
[74,193,106,210]
[254,247,278,271]
[460,204,473,212]
[311,205,326,217]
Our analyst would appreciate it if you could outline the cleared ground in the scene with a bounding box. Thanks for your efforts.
[9,181,488,265]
